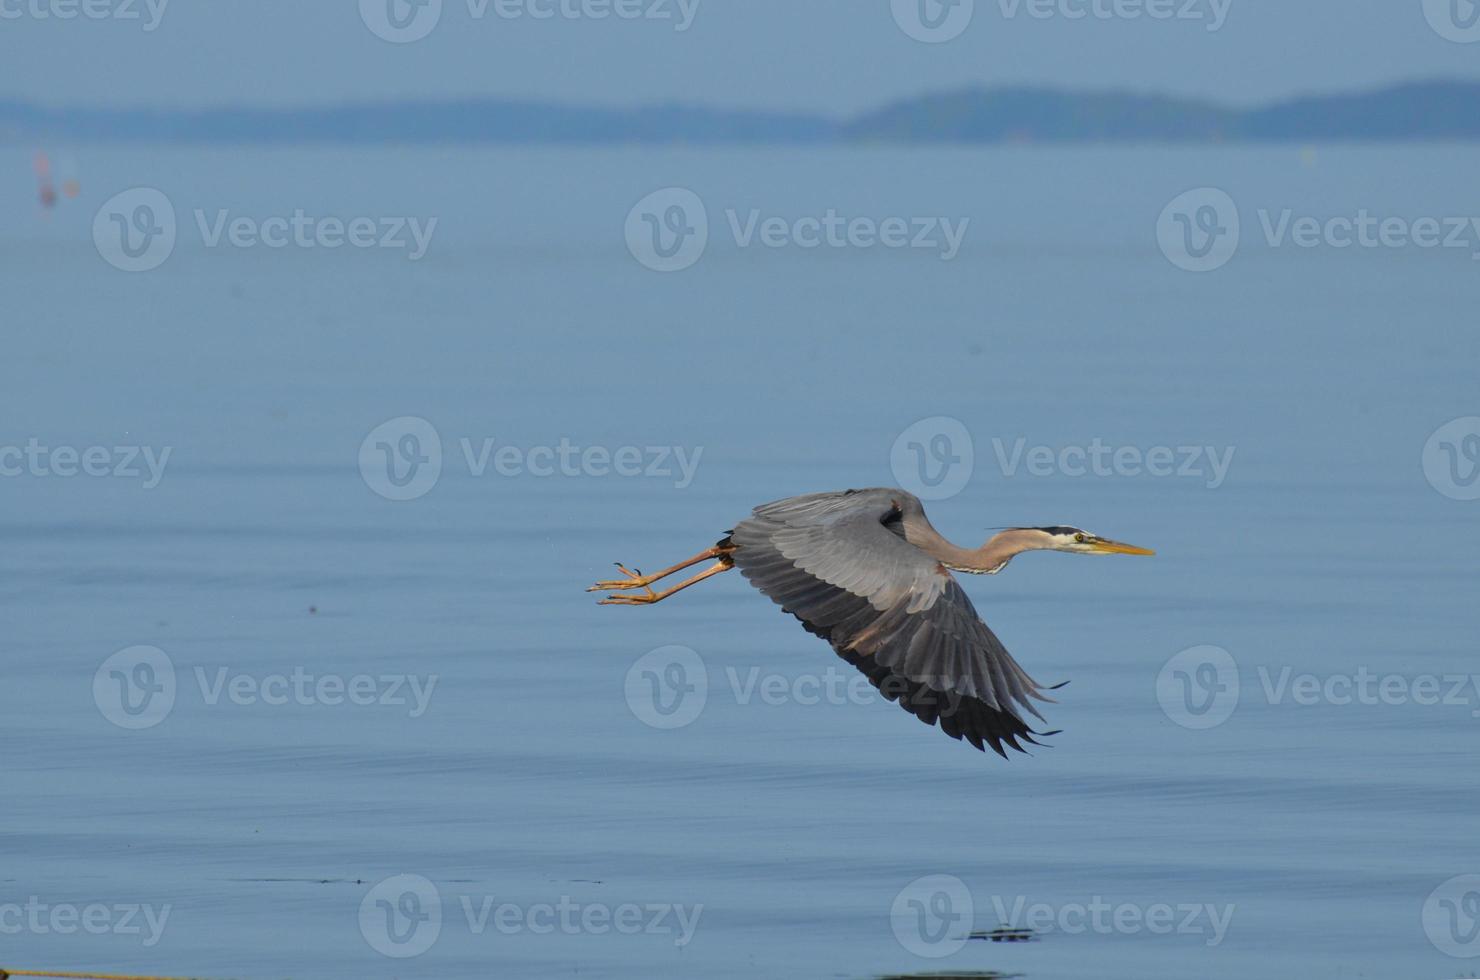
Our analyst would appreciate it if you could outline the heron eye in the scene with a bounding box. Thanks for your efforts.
[1074,533,1086,543]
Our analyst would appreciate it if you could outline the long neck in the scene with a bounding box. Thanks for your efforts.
[904,525,1047,575]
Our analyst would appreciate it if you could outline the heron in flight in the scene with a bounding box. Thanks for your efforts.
[589,489,1153,756]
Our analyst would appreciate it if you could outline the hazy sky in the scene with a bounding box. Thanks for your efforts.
[2,0,1475,113]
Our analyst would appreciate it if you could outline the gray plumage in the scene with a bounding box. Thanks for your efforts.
[591,486,1152,755]
[725,488,1058,756]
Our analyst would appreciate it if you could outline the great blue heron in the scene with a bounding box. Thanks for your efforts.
[589,488,1154,756]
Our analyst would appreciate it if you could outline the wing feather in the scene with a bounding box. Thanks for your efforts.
[729,488,1058,755]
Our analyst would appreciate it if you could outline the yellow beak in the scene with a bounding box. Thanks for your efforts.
[1090,537,1156,556]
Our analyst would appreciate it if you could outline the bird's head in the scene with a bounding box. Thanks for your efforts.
[1015,526,1156,557]
[962,525,1156,574]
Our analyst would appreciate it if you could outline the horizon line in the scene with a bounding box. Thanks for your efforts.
[4,75,1478,118]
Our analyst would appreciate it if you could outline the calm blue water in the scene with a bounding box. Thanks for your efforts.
[3,145,1479,979]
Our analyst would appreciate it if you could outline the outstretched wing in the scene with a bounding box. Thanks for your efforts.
[728,488,1058,756]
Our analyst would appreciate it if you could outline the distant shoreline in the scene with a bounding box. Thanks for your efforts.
[5,79,1478,145]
